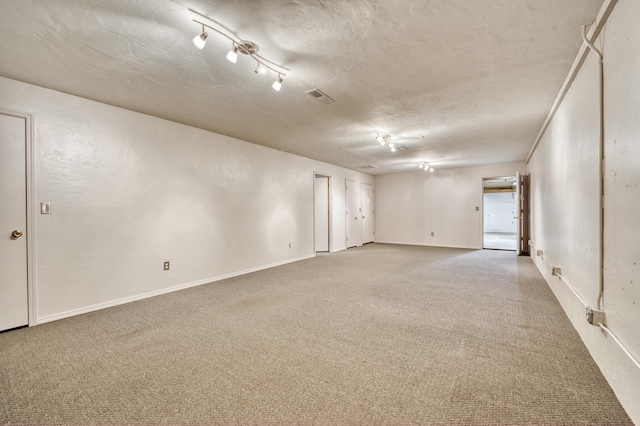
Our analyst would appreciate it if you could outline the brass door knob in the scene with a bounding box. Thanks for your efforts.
[11,230,23,238]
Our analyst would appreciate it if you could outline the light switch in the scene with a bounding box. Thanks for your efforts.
[41,202,51,214]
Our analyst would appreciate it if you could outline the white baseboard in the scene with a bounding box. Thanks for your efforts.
[374,240,480,250]
[37,254,315,325]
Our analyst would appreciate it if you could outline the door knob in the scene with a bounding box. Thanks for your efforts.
[354,217,358,220]
[362,216,365,219]
[11,230,23,238]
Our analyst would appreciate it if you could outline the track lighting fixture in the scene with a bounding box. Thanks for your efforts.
[226,44,238,64]
[374,131,399,153]
[272,75,283,91]
[255,62,268,76]
[192,25,208,49]
[418,161,435,172]
[189,9,289,91]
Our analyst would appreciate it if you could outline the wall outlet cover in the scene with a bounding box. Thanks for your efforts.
[586,307,605,326]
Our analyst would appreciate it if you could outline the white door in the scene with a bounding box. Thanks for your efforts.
[314,176,329,252]
[0,112,29,331]
[515,171,522,255]
[361,183,374,243]
[345,179,360,248]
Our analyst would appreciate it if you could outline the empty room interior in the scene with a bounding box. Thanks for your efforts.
[1,0,639,425]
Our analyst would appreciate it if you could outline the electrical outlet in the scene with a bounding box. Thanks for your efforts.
[586,307,605,325]
[431,232,434,236]
[289,243,292,249]
[41,202,51,214]
[163,261,170,271]
[475,206,479,211]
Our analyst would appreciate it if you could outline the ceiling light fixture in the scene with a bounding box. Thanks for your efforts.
[272,74,283,91]
[374,131,399,153]
[418,161,435,172]
[189,9,289,90]
[255,62,268,76]
[192,25,208,49]
[226,43,238,63]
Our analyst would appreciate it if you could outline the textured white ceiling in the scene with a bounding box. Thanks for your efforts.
[0,0,603,174]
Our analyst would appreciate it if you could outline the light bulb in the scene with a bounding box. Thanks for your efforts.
[272,75,283,91]
[255,63,268,76]
[419,163,424,169]
[430,167,434,172]
[193,30,208,49]
[376,134,384,143]
[424,166,430,171]
[226,45,238,63]
[390,146,397,152]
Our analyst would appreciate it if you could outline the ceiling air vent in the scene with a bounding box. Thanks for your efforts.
[305,88,335,105]
[359,165,377,169]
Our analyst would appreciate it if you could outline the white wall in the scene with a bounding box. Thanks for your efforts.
[0,76,373,323]
[483,192,517,233]
[527,0,640,422]
[375,162,525,249]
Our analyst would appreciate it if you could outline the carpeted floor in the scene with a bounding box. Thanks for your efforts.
[0,244,633,425]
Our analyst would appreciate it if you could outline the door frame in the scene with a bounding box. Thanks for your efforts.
[1,109,36,327]
[481,175,518,251]
[313,171,332,253]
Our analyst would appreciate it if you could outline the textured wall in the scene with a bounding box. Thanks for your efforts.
[374,162,525,249]
[528,0,640,421]
[0,76,373,323]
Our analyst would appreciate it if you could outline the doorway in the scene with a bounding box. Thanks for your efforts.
[314,174,331,252]
[0,111,31,331]
[482,176,517,251]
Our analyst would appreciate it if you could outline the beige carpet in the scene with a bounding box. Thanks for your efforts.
[0,244,633,425]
